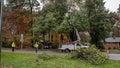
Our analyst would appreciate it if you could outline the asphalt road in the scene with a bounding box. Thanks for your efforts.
[108,54,120,60]
[1,48,68,55]
[1,48,120,60]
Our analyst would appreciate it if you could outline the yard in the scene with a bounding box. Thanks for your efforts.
[1,52,120,68]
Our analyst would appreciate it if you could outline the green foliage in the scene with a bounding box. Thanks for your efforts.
[32,2,68,34]
[71,11,89,31]
[7,0,39,11]
[56,17,72,33]
[82,0,112,48]
[5,0,113,49]
[7,0,25,9]
[71,45,108,65]
[56,10,89,34]
[117,4,120,13]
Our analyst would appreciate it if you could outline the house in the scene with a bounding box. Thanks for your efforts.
[104,37,120,50]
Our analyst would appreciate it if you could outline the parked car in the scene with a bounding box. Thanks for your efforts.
[58,43,89,52]
[44,45,52,49]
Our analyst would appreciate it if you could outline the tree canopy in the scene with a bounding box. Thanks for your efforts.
[2,0,115,49]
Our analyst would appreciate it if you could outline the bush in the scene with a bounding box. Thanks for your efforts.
[2,42,11,48]
[38,53,57,60]
[71,45,108,65]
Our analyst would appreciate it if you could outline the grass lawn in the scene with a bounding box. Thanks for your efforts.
[110,49,120,54]
[1,52,120,68]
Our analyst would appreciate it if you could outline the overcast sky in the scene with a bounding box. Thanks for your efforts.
[104,0,120,12]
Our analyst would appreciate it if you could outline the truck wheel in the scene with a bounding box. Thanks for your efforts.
[65,49,70,53]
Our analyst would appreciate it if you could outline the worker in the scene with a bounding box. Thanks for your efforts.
[11,42,16,52]
[34,42,39,53]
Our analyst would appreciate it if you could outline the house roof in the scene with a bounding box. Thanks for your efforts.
[105,37,120,43]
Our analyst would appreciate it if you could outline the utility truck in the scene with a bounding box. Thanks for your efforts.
[59,42,89,52]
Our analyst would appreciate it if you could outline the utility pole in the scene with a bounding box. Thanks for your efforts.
[0,0,3,52]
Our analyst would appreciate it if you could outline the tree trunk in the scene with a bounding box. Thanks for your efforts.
[29,0,33,14]
[42,32,46,50]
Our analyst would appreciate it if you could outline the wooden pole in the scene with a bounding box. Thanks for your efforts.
[0,0,3,53]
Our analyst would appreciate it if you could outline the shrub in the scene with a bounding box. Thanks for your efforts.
[38,52,57,60]
[2,42,11,48]
[71,45,108,65]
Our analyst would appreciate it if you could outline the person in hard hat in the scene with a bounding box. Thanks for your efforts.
[34,42,39,53]
[11,42,16,52]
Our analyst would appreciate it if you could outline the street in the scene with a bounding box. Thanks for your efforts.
[108,54,120,60]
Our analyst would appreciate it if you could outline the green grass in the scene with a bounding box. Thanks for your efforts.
[1,52,120,68]
[110,50,120,54]
[1,52,37,68]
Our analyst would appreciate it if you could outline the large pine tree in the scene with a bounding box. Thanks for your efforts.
[84,0,111,48]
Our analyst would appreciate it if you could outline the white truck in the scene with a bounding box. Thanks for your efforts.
[58,43,89,52]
